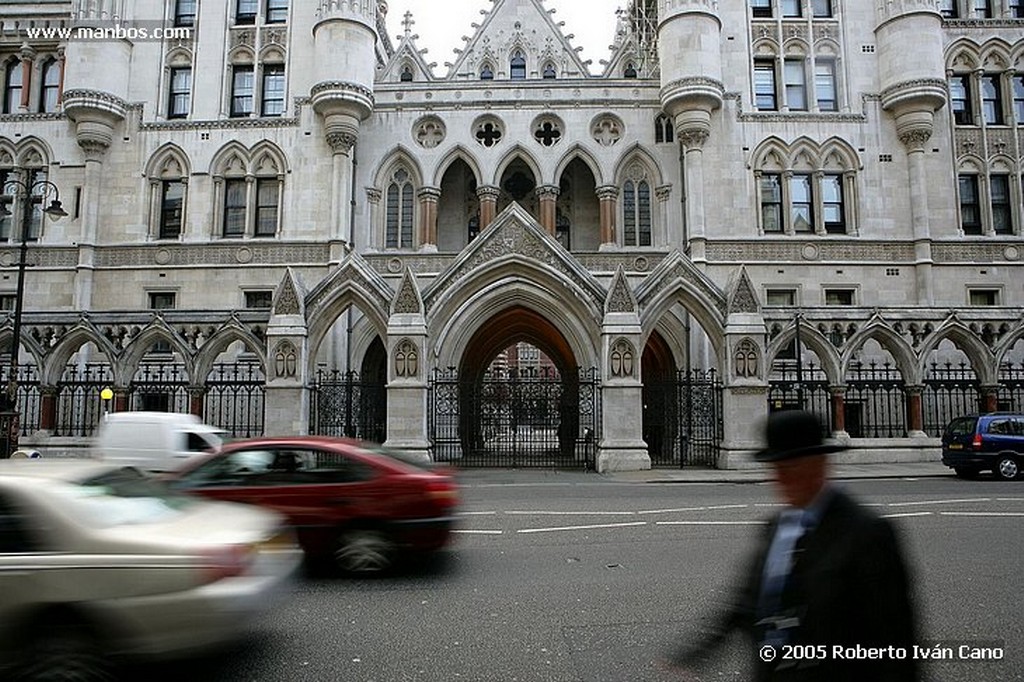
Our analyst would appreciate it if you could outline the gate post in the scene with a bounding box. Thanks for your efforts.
[597,267,649,472]
[719,268,769,469]
[384,268,431,462]
[264,269,310,436]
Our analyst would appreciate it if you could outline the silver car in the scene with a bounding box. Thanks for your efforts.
[0,460,302,680]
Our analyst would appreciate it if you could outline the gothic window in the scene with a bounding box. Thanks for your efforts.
[751,0,772,18]
[231,65,254,116]
[938,0,958,17]
[760,173,783,233]
[542,62,556,79]
[815,60,837,111]
[655,114,674,143]
[0,168,47,242]
[223,179,247,237]
[990,174,1012,235]
[39,58,61,113]
[622,167,652,247]
[822,173,845,234]
[782,0,801,17]
[624,62,637,79]
[981,74,1004,125]
[3,59,21,114]
[1012,0,1024,18]
[23,168,46,242]
[949,75,973,125]
[591,114,623,146]
[174,0,196,27]
[261,64,285,116]
[414,116,446,148]
[159,180,185,239]
[385,168,414,249]
[754,59,777,111]
[958,175,982,235]
[254,178,279,237]
[474,117,503,147]
[533,116,563,147]
[480,64,494,80]
[812,0,833,17]
[168,66,191,118]
[266,0,288,23]
[236,0,257,24]
[791,174,813,232]
[1014,75,1024,124]
[784,59,807,111]
[400,65,413,82]
[972,0,992,18]
[0,171,12,241]
[510,51,526,80]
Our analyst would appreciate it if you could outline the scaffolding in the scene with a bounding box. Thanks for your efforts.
[626,0,658,76]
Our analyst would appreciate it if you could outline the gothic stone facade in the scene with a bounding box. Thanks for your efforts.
[1,0,1023,470]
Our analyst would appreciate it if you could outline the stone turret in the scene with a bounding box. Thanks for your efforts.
[656,0,724,142]
[310,0,379,149]
[875,0,947,145]
[61,0,131,155]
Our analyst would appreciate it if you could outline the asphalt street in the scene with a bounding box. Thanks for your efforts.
[143,472,1023,682]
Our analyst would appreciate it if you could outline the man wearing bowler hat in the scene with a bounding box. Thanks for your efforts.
[666,410,918,681]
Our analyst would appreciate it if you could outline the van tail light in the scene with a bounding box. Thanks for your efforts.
[972,433,984,451]
[200,544,254,583]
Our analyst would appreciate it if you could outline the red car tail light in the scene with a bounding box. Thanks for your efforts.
[424,479,459,507]
[972,433,984,451]
[200,544,254,583]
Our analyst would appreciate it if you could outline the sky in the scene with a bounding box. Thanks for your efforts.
[383,0,624,73]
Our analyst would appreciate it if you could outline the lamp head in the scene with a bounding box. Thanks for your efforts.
[43,199,68,219]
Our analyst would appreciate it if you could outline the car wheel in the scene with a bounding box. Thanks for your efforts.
[18,621,112,682]
[334,528,394,575]
[995,456,1020,481]
[953,467,979,480]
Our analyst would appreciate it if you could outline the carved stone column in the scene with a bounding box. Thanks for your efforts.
[264,269,310,436]
[829,386,848,437]
[478,185,501,230]
[900,128,935,306]
[39,386,58,432]
[188,386,206,419]
[327,131,356,262]
[596,185,619,247]
[385,268,431,462]
[679,128,709,263]
[18,44,34,111]
[417,186,441,251]
[905,385,925,437]
[535,184,560,236]
[980,385,1001,413]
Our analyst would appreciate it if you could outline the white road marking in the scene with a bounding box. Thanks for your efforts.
[517,521,648,534]
[453,529,504,535]
[880,512,933,519]
[656,521,766,526]
[887,498,990,507]
[637,504,749,515]
[995,498,1024,502]
[939,512,1024,517]
[504,510,636,516]
[459,511,499,516]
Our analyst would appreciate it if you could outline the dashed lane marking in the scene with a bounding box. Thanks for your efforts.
[517,522,648,534]
[938,511,1024,517]
[453,529,504,535]
[656,520,766,526]
[887,498,990,507]
[880,512,933,519]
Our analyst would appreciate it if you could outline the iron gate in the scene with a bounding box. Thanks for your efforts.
[644,369,723,468]
[999,362,1024,412]
[429,366,600,468]
[922,362,982,436]
[767,361,832,436]
[308,369,386,443]
[844,362,907,438]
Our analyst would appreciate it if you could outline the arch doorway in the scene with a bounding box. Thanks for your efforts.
[429,306,599,468]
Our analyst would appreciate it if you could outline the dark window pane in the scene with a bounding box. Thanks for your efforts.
[236,0,257,24]
[990,175,1012,235]
[791,174,813,232]
[224,179,247,237]
[261,65,285,116]
[175,0,196,26]
[266,0,288,23]
[760,174,783,233]
[638,181,652,247]
[958,175,982,234]
[255,178,278,236]
[754,61,777,110]
[623,180,636,246]
[231,66,254,116]
[510,53,526,80]
[168,67,191,118]
[981,75,1004,125]
[160,181,185,239]
[40,59,61,113]
[950,76,973,125]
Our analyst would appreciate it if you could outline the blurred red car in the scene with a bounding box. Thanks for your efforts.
[169,437,459,574]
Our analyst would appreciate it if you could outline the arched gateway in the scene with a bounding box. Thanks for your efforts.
[266,204,767,472]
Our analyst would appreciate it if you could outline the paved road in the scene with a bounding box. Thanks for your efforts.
[145,473,1023,682]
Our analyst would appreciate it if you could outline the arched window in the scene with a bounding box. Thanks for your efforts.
[386,168,414,249]
[480,64,494,80]
[40,59,61,113]
[3,59,22,114]
[622,175,651,247]
[400,65,413,82]
[654,114,674,144]
[510,51,526,80]
[624,62,638,79]
[542,62,556,80]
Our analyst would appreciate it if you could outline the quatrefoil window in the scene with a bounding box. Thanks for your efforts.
[474,117,504,148]
[414,116,446,149]
[533,116,563,147]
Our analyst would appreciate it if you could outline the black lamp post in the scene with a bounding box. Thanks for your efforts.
[0,171,67,458]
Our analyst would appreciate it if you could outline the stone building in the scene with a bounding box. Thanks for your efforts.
[0,0,1022,469]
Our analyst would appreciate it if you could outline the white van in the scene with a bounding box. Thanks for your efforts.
[94,412,227,472]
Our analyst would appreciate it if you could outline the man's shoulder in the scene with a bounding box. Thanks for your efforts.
[822,488,893,535]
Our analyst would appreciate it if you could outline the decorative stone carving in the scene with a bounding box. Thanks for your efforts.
[273,340,298,379]
[606,266,636,314]
[727,267,760,314]
[273,271,301,316]
[733,338,760,379]
[392,267,422,315]
[591,114,623,147]
[610,339,635,378]
[413,115,446,149]
[394,339,419,378]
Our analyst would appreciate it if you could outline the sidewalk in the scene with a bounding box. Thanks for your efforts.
[603,461,953,484]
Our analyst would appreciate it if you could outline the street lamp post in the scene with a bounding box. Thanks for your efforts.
[0,170,67,458]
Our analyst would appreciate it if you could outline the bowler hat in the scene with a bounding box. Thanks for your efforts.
[754,410,847,462]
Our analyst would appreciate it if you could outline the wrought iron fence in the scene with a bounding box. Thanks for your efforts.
[55,363,112,437]
[204,361,265,437]
[922,361,982,436]
[128,362,189,413]
[998,362,1024,412]
[767,361,832,436]
[644,369,723,468]
[308,369,386,443]
[0,363,41,436]
[844,362,907,438]
[429,366,600,468]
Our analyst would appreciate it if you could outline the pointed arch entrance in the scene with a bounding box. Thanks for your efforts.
[429,306,599,468]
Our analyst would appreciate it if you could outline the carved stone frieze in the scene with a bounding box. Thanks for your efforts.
[96,244,330,267]
[707,242,917,262]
